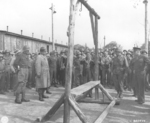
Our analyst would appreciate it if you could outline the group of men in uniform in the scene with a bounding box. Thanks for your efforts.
[0,45,149,105]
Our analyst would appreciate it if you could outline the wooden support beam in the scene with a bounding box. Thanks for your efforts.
[89,12,96,45]
[98,84,114,101]
[95,86,99,100]
[64,1,79,123]
[94,100,116,123]
[79,0,100,19]
[94,16,99,81]
[71,81,99,98]
[69,96,88,123]
[77,98,120,105]
[39,94,65,122]
[75,88,93,101]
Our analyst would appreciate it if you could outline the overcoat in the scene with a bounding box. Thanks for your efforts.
[35,54,50,88]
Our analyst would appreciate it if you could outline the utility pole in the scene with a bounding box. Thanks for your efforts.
[104,36,106,48]
[143,0,148,53]
[50,3,56,51]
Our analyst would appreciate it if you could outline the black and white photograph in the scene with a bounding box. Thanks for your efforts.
[0,0,150,123]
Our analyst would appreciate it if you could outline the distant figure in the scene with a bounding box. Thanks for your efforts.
[0,53,6,94]
[13,46,30,104]
[35,47,51,101]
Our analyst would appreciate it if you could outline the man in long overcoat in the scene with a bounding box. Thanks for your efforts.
[35,47,50,101]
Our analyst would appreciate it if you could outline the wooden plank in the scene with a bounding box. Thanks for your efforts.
[71,81,100,97]
[89,12,96,45]
[39,94,65,122]
[98,84,113,101]
[78,98,120,105]
[63,1,79,123]
[94,100,116,123]
[69,96,88,123]
[75,88,93,101]
[79,0,100,19]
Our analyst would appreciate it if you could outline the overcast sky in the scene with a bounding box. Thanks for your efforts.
[0,0,149,50]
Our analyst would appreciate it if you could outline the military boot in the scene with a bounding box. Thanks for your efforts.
[42,89,49,98]
[15,93,22,104]
[39,89,44,101]
[21,92,30,102]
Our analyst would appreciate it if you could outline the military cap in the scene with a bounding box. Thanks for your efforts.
[126,52,132,55]
[123,50,127,52]
[3,50,10,54]
[133,47,141,51]
[141,49,148,54]
[23,45,29,51]
[40,47,46,52]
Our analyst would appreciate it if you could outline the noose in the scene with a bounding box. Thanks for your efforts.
[79,3,82,16]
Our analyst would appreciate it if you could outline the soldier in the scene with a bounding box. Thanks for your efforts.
[81,51,91,84]
[35,47,51,101]
[90,52,95,81]
[133,49,150,104]
[130,47,141,97]
[27,54,33,89]
[3,50,12,92]
[112,49,126,98]
[10,50,21,92]
[124,52,132,91]
[60,50,67,87]
[13,46,30,104]
[73,51,82,88]
[101,51,112,87]
[0,53,6,94]
[48,51,58,87]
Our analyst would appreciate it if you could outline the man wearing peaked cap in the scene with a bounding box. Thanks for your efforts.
[141,49,148,56]
[130,47,150,104]
[35,47,51,101]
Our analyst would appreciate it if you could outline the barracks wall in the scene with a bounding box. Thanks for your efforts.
[0,30,68,53]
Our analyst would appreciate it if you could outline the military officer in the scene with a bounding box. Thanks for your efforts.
[35,47,50,101]
[13,46,30,104]
[130,47,141,97]
[133,49,150,104]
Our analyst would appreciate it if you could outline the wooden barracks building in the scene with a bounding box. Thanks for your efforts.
[0,30,68,53]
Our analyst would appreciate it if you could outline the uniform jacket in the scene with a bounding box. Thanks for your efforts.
[35,54,50,88]
[112,55,125,74]
[14,52,30,69]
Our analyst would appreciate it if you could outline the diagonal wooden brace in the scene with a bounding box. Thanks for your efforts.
[69,96,89,123]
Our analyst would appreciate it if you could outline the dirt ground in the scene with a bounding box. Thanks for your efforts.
[0,87,150,123]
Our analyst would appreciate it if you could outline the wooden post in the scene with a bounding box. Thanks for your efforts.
[79,0,100,19]
[68,96,88,123]
[94,100,116,123]
[143,0,148,53]
[89,13,96,45]
[40,94,65,122]
[98,84,113,101]
[63,1,79,123]
[95,86,99,100]
[94,16,99,81]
